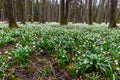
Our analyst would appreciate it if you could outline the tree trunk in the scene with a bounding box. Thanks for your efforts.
[88,0,93,25]
[6,0,18,28]
[97,0,105,23]
[60,0,65,25]
[20,0,26,24]
[40,0,45,23]
[1,8,4,21]
[31,0,34,23]
[105,0,110,24]
[109,0,117,28]
[64,0,69,24]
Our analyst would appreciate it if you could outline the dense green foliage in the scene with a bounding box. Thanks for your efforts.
[0,23,120,79]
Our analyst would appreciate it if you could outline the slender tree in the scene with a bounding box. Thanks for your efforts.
[6,0,18,28]
[60,0,69,25]
[60,0,65,25]
[97,0,105,23]
[105,0,110,24]
[88,0,93,25]
[109,0,117,28]
[40,0,45,23]
[64,0,69,24]
[20,0,26,24]
[31,0,34,22]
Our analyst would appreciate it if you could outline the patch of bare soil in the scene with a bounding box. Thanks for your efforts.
[10,50,70,80]
[5,50,87,80]
[0,44,16,56]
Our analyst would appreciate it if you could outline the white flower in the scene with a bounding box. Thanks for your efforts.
[2,62,5,65]
[117,67,120,71]
[8,56,12,60]
[77,57,80,60]
[5,51,8,54]
[33,42,35,45]
[90,62,93,64]
[16,43,19,47]
[33,46,35,48]
[40,50,43,52]
[75,54,78,57]
[72,58,75,60]
[83,54,85,57]
[114,60,118,65]
[77,51,81,54]
[62,55,65,58]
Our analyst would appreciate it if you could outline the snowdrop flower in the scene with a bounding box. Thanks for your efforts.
[33,46,35,48]
[77,51,81,54]
[40,50,43,52]
[2,62,5,65]
[114,60,118,65]
[83,54,85,57]
[72,58,75,60]
[16,43,19,47]
[77,57,80,60]
[62,55,65,58]
[5,51,8,54]
[8,56,12,60]
[90,62,93,65]
[75,54,78,57]
[117,67,120,71]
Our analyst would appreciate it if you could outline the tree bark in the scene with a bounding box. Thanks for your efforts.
[109,0,117,28]
[31,0,34,23]
[20,0,26,24]
[64,0,69,24]
[60,0,65,25]
[6,0,18,28]
[105,0,110,24]
[97,0,105,23]
[88,0,93,25]
[40,0,45,23]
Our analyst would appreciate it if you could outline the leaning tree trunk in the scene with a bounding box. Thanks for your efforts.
[88,0,93,25]
[6,0,18,28]
[109,0,117,28]
[20,0,26,24]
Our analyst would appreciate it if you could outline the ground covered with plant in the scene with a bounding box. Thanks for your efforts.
[0,22,120,80]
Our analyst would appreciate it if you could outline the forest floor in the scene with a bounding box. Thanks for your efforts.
[0,22,120,80]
